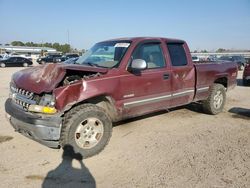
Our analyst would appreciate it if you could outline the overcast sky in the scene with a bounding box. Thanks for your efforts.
[0,0,250,51]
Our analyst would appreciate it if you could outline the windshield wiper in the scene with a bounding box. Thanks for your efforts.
[84,62,99,67]
[83,61,107,68]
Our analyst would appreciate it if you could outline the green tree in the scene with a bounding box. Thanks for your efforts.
[10,40,72,53]
[216,48,226,53]
[11,41,25,46]
[59,44,71,53]
[201,50,208,53]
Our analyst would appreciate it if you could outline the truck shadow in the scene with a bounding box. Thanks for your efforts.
[42,145,96,188]
[228,107,250,120]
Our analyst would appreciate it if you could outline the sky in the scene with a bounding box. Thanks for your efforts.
[0,0,250,51]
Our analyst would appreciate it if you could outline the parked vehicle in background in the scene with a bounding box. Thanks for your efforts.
[243,63,250,85]
[219,55,246,70]
[192,56,200,62]
[0,57,33,68]
[11,54,33,61]
[0,55,3,60]
[5,37,237,158]
[63,57,79,64]
[37,54,62,64]
[207,55,218,61]
[58,54,79,62]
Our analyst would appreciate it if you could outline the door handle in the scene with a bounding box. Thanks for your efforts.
[163,73,170,80]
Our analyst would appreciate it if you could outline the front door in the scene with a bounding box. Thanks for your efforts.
[119,42,172,118]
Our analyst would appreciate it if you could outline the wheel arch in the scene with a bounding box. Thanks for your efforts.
[214,77,228,89]
[64,95,120,122]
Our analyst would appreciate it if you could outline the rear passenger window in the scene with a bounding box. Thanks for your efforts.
[167,43,187,66]
[132,43,165,69]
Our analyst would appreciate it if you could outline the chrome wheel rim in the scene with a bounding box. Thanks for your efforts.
[75,117,104,149]
[213,90,223,109]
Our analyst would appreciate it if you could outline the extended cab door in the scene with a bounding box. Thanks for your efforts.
[119,41,172,118]
[166,42,195,107]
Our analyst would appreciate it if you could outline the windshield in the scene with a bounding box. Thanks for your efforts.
[75,41,131,68]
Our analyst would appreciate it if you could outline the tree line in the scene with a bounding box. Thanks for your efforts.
[10,41,71,53]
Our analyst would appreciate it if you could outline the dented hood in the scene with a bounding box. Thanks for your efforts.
[12,63,108,94]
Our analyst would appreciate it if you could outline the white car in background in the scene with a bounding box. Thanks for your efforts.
[192,56,200,62]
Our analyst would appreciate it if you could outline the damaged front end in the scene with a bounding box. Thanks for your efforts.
[5,63,107,148]
[9,82,57,114]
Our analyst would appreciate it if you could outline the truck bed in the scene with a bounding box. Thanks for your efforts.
[194,61,238,101]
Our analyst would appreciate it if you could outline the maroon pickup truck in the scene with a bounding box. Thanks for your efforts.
[5,37,237,158]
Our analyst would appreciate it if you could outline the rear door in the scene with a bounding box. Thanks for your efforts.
[119,41,172,118]
[166,42,195,107]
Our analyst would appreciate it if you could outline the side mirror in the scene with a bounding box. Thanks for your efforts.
[131,59,147,70]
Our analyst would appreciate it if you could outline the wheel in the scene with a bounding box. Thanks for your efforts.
[60,104,112,159]
[202,84,226,115]
[0,63,6,68]
[23,62,28,67]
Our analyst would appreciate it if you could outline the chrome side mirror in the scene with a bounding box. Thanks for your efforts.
[131,59,147,70]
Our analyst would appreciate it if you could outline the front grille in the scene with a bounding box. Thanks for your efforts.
[10,83,37,110]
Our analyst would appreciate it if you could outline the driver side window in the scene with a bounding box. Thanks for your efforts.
[132,43,165,69]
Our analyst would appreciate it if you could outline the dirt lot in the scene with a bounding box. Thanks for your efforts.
[0,66,249,188]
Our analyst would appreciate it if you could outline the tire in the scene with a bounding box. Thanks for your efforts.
[23,62,28,67]
[60,104,112,159]
[0,63,6,68]
[202,84,226,115]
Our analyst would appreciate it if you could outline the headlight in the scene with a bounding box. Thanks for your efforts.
[28,94,57,114]
[28,105,57,114]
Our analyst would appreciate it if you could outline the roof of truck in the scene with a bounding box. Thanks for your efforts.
[102,37,185,43]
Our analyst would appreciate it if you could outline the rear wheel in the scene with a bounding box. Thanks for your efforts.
[60,104,112,159]
[23,62,28,67]
[202,84,226,115]
[0,63,6,68]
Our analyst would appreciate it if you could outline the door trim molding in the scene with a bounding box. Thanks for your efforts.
[124,89,194,108]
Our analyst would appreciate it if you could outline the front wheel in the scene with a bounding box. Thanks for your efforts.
[202,84,226,115]
[60,104,112,159]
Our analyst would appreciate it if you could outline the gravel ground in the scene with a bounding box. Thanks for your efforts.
[0,66,249,188]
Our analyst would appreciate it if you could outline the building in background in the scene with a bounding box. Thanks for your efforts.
[0,45,59,60]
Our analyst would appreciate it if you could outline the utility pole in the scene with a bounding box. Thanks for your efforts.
[67,29,70,44]
[67,29,71,53]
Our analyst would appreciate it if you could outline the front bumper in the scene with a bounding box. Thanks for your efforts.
[5,98,62,148]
